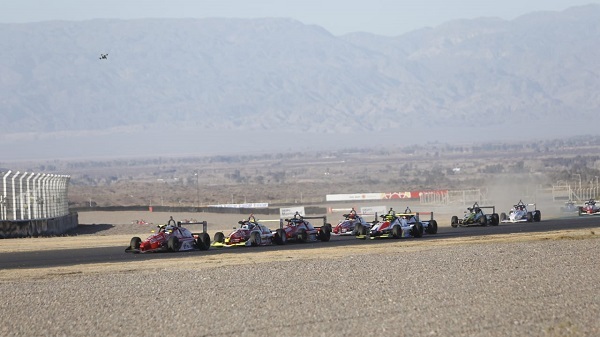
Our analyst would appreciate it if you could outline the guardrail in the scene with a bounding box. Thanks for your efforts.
[1,170,70,221]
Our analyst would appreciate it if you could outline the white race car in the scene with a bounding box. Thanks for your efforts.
[356,208,424,239]
[500,200,541,223]
[397,208,438,234]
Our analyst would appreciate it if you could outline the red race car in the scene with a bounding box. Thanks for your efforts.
[212,214,286,247]
[281,212,332,243]
[125,219,211,253]
[332,208,375,236]
[579,199,600,216]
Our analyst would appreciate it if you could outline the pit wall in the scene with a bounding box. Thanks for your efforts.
[0,212,78,238]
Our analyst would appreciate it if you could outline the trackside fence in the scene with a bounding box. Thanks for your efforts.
[1,170,78,238]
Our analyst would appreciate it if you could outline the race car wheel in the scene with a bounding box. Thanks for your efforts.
[526,212,533,222]
[391,225,402,239]
[130,237,141,250]
[500,213,507,221]
[274,228,287,245]
[451,216,458,228]
[426,220,438,234]
[354,224,366,236]
[319,227,331,242]
[491,214,499,226]
[298,229,308,243]
[534,210,541,222]
[167,236,180,252]
[412,222,423,238]
[250,231,261,247]
[479,215,487,226]
[578,207,583,216]
[197,233,211,250]
[214,232,225,244]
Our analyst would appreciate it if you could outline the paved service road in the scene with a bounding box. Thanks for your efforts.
[2,214,598,270]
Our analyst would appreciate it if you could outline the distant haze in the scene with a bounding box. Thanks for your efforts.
[3,0,599,36]
[1,4,599,160]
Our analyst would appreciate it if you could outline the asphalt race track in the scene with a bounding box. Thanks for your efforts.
[1,215,599,270]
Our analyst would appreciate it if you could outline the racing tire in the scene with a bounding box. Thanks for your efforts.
[274,228,287,245]
[130,237,141,250]
[355,224,367,236]
[352,224,359,236]
[491,214,499,226]
[500,212,507,221]
[412,222,424,238]
[297,229,308,243]
[578,207,583,216]
[214,232,225,244]
[450,216,459,228]
[325,223,333,233]
[167,236,180,252]
[426,220,438,234]
[319,227,331,242]
[250,231,261,247]
[479,215,487,226]
[534,210,541,222]
[197,233,210,250]
[526,212,533,222]
[392,225,402,239]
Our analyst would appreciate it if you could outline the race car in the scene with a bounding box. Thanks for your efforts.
[281,212,332,243]
[125,219,211,253]
[332,208,375,235]
[397,207,438,234]
[356,207,424,239]
[500,200,541,223]
[578,199,600,216]
[212,214,286,247]
[560,200,578,213]
[450,202,499,227]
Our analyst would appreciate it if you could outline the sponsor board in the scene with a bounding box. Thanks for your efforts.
[208,203,269,208]
[382,192,412,199]
[360,206,387,216]
[326,193,386,201]
[280,206,305,218]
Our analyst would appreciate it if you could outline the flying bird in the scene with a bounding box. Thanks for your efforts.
[99,53,108,59]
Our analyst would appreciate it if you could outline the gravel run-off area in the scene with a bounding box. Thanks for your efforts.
[1,231,599,337]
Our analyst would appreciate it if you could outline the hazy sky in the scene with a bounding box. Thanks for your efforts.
[3,0,599,35]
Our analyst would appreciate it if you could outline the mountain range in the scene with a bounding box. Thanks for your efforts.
[1,4,599,160]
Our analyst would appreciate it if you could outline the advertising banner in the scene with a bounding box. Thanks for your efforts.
[280,206,305,218]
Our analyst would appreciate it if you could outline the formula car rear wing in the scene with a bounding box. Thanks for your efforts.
[465,206,496,214]
[179,221,208,236]
[281,215,329,229]
[396,211,434,222]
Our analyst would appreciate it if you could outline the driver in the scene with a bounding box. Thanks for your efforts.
[385,208,396,221]
[167,216,176,226]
